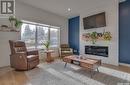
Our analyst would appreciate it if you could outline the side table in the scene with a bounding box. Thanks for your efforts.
[44,50,54,63]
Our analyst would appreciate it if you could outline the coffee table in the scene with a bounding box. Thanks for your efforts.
[63,55,101,77]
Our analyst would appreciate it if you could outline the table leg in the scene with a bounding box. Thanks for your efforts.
[97,67,99,72]
[64,62,67,68]
[90,67,99,78]
[90,70,94,78]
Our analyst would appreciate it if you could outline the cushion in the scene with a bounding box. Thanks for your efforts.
[15,47,26,52]
[61,48,71,51]
[61,51,72,53]
[27,55,38,62]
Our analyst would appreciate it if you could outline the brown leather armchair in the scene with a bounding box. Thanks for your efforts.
[9,40,39,70]
[60,44,73,58]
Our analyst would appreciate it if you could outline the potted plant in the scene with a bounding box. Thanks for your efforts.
[15,19,23,28]
[9,16,16,28]
[43,41,50,51]
[9,16,23,30]
[90,32,97,44]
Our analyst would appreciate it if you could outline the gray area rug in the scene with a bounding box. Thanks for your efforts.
[25,60,130,85]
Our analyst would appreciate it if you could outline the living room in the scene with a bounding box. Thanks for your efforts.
[0,0,130,85]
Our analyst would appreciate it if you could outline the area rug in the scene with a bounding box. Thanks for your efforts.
[25,60,130,85]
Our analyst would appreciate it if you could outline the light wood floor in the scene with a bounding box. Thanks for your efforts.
[102,64,130,73]
[0,61,130,85]
[0,67,29,85]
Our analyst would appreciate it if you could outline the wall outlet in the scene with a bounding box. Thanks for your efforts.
[73,49,77,52]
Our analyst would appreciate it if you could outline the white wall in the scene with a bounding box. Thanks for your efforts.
[0,32,19,67]
[0,1,68,44]
[80,0,119,66]
[15,1,68,44]
[0,1,68,67]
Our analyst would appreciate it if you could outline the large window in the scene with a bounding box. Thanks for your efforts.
[37,26,49,48]
[21,24,36,49]
[21,22,60,49]
[50,27,59,47]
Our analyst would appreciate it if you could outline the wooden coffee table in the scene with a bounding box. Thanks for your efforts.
[63,55,101,77]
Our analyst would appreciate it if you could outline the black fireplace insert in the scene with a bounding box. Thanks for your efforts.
[85,46,108,57]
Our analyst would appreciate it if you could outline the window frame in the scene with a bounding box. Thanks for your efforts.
[20,20,60,50]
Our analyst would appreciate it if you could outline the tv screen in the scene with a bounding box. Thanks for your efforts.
[83,12,106,29]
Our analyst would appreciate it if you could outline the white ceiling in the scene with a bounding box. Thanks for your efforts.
[17,0,120,18]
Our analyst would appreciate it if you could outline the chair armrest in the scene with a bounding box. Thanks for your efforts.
[15,52,27,60]
[61,48,73,53]
[27,50,39,55]
[59,48,61,57]
[70,48,73,53]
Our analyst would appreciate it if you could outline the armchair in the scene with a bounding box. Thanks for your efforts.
[9,40,39,70]
[60,44,73,58]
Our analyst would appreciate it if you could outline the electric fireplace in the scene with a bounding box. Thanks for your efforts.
[85,46,108,57]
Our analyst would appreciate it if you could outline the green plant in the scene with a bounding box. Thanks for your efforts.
[9,16,23,28]
[103,32,112,41]
[43,41,50,50]
[91,32,97,44]
[15,20,23,28]
[9,16,16,22]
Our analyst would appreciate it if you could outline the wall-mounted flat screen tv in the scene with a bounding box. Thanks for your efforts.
[83,12,106,29]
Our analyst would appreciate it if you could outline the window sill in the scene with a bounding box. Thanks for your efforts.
[27,45,59,51]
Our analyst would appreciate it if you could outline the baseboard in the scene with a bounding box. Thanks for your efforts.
[119,63,130,67]
[0,65,10,69]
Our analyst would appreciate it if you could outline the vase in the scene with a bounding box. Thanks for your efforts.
[92,39,96,44]
[46,48,49,51]
[10,21,15,28]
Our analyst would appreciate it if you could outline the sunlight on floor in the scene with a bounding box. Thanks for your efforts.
[64,70,105,85]
[99,66,130,81]
[46,68,105,85]
[46,68,84,85]
[70,65,81,70]
[27,83,32,85]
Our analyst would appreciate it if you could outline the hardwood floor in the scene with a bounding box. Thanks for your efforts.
[102,64,130,73]
[0,61,130,85]
[0,67,29,85]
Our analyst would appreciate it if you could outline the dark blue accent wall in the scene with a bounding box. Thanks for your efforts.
[119,0,130,64]
[68,16,80,55]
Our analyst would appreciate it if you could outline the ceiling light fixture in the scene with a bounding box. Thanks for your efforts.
[68,8,71,12]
